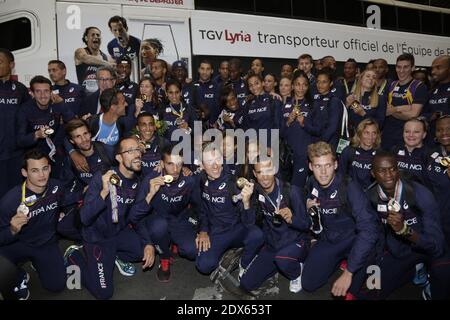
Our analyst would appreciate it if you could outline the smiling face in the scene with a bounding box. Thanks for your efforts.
[116,138,142,174]
[31,83,52,109]
[403,120,426,149]
[137,115,155,141]
[372,156,399,193]
[396,60,414,83]
[436,117,450,148]
[253,159,276,192]
[69,125,93,152]
[360,70,377,91]
[248,75,264,96]
[359,124,378,150]
[202,149,223,179]
[431,56,450,84]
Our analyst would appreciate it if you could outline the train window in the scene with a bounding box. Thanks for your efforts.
[421,11,443,35]
[195,0,254,13]
[325,0,364,26]
[292,1,325,21]
[0,17,32,52]
[444,13,450,35]
[397,7,421,33]
[255,0,291,17]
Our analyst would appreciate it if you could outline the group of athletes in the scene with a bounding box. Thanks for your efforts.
[0,15,449,300]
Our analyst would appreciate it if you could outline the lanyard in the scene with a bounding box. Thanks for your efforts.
[377,80,387,95]
[377,180,403,212]
[93,113,117,142]
[21,182,47,207]
[261,178,281,215]
[170,104,185,119]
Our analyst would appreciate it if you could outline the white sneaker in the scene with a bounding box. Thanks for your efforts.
[238,261,245,281]
[289,263,303,293]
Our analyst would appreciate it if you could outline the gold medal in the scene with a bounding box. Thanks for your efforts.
[45,128,54,135]
[388,199,401,212]
[440,157,450,167]
[110,173,122,187]
[140,94,148,102]
[351,100,361,110]
[236,177,249,189]
[164,175,173,184]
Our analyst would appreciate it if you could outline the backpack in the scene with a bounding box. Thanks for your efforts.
[388,79,422,106]
[304,174,352,215]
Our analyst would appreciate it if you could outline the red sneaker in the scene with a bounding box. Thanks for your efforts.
[157,258,171,282]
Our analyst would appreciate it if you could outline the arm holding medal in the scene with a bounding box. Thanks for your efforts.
[79,170,112,226]
[387,201,418,242]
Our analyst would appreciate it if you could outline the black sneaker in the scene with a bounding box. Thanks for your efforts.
[13,272,30,300]
[157,258,171,282]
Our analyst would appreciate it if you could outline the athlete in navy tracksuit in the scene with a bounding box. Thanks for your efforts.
[337,119,380,190]
[58,119,113,241]
[48,60,85,117]
[422,56,449,145]
[244,74,282,147]
[357,152,450,300]
[162,80,196,144]
[131,113,168,176]
[0,49,31,199]
[311,92,342,150]
[393,144,429,184]
[215,85,245,130]
[107,15,140,63]
[339,146,377,191]
[129,145,200,281]
[347,91,387,132]
[426,116,450,248]
[0,150,67,299]
[17,76,75,177]
[228,59,248,108]
[192,77,220,124]
[65,138,154,300]
[281,96,315,188]
[239,159,310,293]
[195,144,264,275]
[382,54,428,151]
[302,142,378,297]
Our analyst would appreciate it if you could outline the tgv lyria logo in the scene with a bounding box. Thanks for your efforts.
[198,29,252,44]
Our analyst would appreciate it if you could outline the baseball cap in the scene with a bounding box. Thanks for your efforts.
[172,60,187,70]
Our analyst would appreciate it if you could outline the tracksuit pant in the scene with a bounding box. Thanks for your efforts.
[240,239,309,292]
[0,240,66,293]
[196,224,264,274]
[67,226,143,300]
[352,251,450,300]
[302,236,357,292]
[146,214,197,261]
